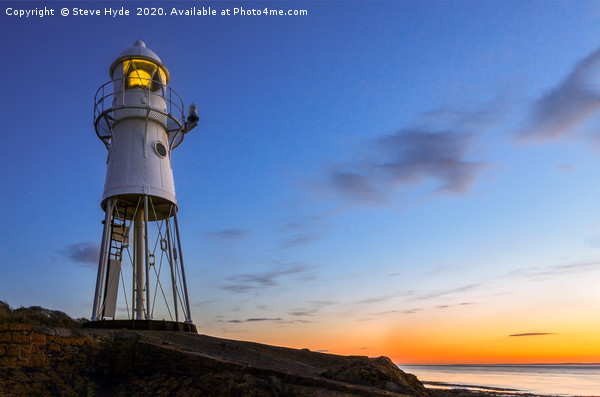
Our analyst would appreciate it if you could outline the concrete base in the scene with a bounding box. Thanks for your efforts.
[82,320,197,333]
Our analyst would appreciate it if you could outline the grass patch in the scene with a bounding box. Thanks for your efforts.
[0,301,88,328]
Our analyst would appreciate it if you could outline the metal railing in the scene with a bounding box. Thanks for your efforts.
[93,77,186,149]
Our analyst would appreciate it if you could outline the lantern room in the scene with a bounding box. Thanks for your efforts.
[109,40,170,92]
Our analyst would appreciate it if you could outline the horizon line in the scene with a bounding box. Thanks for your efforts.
[397,362,600,366]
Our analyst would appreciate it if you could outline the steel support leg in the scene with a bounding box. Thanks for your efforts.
[165,218,179,322]
[134,203,145,320]
[144,196,151,320]
[91,198,114,321]
[173,211,193,323]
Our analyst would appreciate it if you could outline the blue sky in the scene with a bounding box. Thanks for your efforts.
[1,1,600,363]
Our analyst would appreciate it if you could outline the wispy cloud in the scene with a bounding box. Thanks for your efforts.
[327,129,488,204]
[509,332,556,337]
[308,300,337,306]
[287,300,337,317]
[418,93,509,132]
[275,213,334,251]
[228,317,282,323]
[372,309,420,316]
[372,301,474,316]
[279,232,322,249]
[504,261,600,282]
[413,283,482,302]
[221,261,317,293]
[288,309,317,316]
[317,94,508,205]
[348,284,480,319]
[193,299,216,307]
[557,163,576,172]
[517,47,600,143]
[351,290,415,306]
[376,130,487,195]
[328,171,382,203]
[205,228,250,241]
[63,242,99,268]
[350,284,479,308]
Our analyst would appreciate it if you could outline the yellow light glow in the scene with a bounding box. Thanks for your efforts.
[122,59,167,91]
[127,69,152,89]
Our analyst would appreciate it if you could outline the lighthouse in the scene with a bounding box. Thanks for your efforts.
[84,41,198,332]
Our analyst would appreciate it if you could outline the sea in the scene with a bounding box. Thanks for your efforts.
[400,364,600,396]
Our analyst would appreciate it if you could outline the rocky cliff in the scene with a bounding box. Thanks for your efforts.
[0,323,428,396]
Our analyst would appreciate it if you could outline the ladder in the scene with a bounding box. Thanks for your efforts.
[101,205,129,318]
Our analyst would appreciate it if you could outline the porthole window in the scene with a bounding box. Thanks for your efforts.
[153,141,167,158]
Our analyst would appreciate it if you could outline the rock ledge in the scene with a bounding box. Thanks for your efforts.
[0,323,428,396]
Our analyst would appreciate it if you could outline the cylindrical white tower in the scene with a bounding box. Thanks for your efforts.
[86,41,198,332]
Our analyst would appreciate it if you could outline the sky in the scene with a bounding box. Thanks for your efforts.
[1,1,600,365]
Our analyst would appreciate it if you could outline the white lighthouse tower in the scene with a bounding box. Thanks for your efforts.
[85,41,198,332]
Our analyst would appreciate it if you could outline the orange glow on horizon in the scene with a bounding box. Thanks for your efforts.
[379,320,600,365]
[213,313,600,365]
